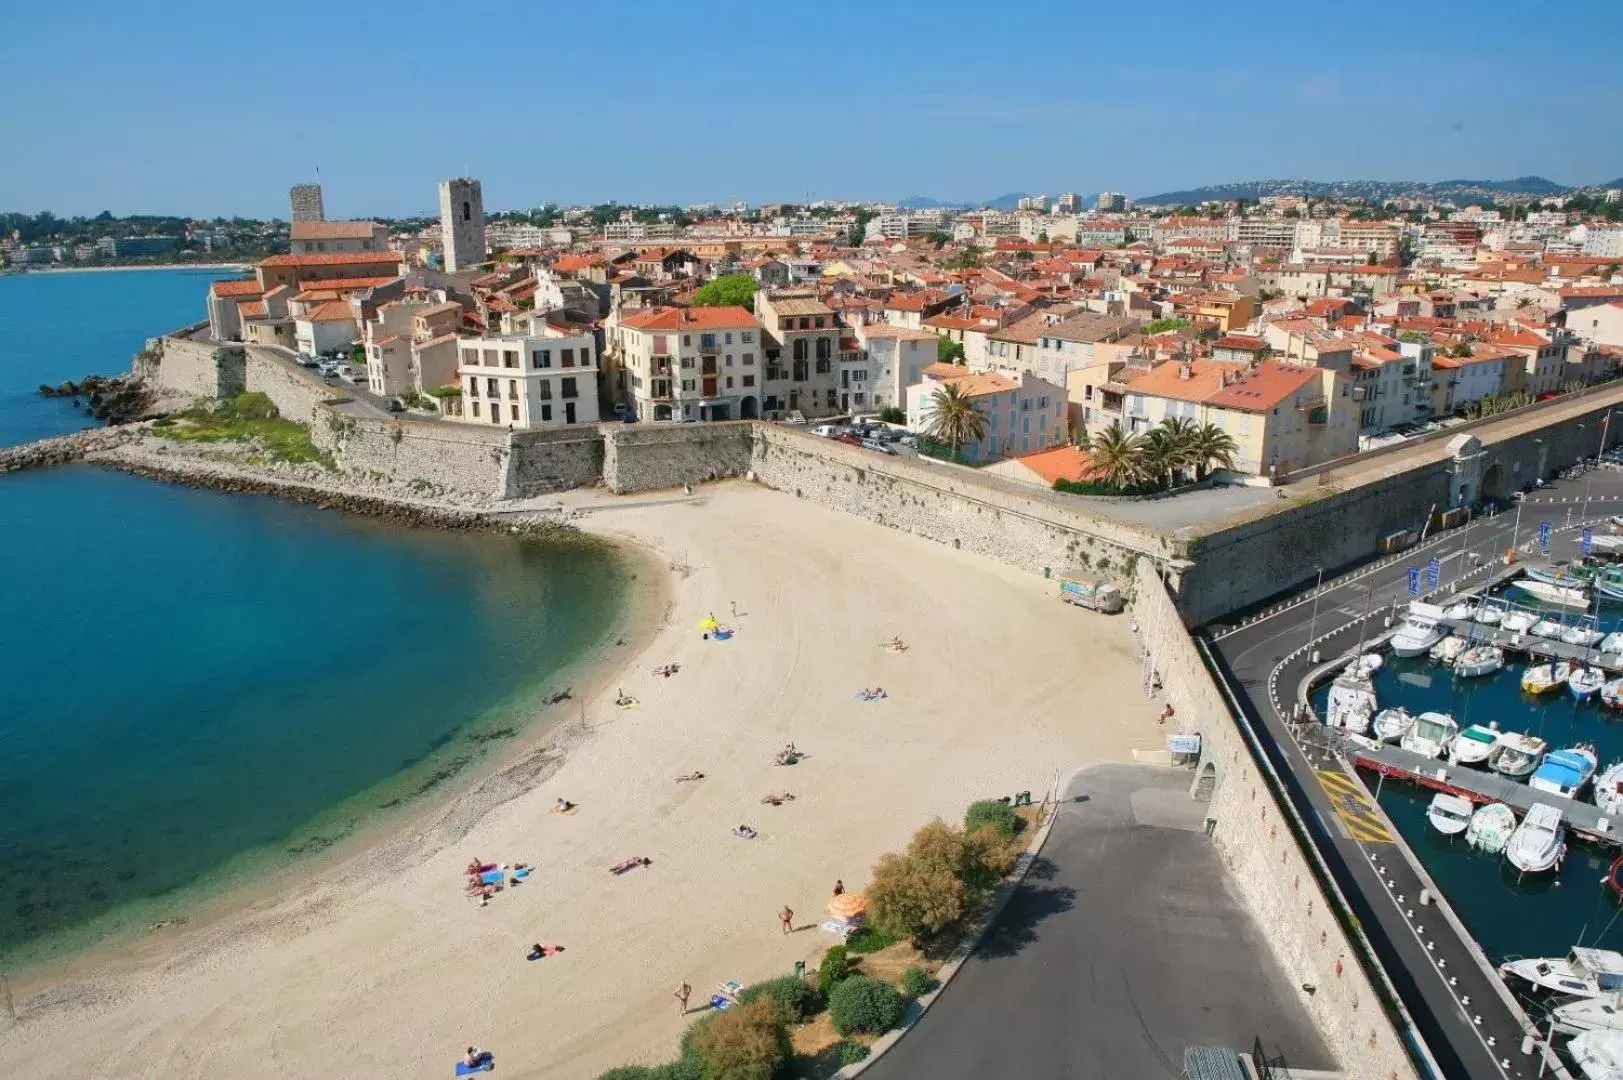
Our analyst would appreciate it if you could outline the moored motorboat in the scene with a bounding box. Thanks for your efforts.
[1516,579,1593,608]
[1349,652,1383,676]
[1566,625,1606,647]
[1530,744,1599,799]
[1324,671,1377,735]
[1527,565,1589,588]
[1495,732,1549,779]
[1502,609,1539,633]
[1466,802,1516,853]
[1596,762,1623,816]
[1600,632,1623,656]
[1476,604,1504,626]
[1449,722,1502,766]
[1427,792,1474,836]
[1605,679,1623,710]
[1600,578,1623,604]
[1570,1028,1623,1080]
[1401,711,1458,760]
[1500,945,1623,997]
[1454,644,1504,678]
[1523,663,1564,695]
[1504,801,1567,874]
[1372,707,1413,744]
[1553,995,1623,1036]
[1430,634,1467,664]
[1573,668,1609,701]
[1446,601,1478,621]
[1390,602,1447,658]
[1532,617,1565,639]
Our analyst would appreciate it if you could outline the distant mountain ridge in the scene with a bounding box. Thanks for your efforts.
[897,192,1097,211]
[1137,176,1574,206]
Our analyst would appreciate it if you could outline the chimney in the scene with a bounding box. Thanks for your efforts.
[1179,362,1191,380]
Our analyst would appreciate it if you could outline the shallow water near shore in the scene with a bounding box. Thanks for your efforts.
[0,270,635,967]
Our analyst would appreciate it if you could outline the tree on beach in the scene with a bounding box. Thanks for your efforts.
[922,383,987,459]
[685,997,789,1080]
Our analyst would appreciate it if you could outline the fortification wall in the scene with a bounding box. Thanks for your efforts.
[1132,561,1420,1080]
[243,347,336,425]
[153,336,245,400]
[508,427,603,498]
[603,422,754,494]
[747,425,1170,577]
[316,412,511,500]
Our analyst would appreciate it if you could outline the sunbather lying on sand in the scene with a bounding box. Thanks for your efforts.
[675,771,705,782]
[759,793,796,805]
[610,856,652,874]
[555,798,576,812]
[881,636,907,651]
[731,825,758,839]
[527,942,565,960]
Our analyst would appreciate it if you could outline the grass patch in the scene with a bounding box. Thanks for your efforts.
[152,392,334,468]
[844,924,900,954]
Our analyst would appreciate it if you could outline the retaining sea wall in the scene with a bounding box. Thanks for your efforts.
[1131,560,1422,1080]
[602,422,755,494]
[150,336,245,400]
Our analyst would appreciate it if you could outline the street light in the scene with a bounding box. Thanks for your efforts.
[1306,566,1326,658]
[1583,409,1613,525]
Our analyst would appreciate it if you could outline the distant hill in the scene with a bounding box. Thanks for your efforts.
[1138,176,1571,206]
[896,192,1033,211]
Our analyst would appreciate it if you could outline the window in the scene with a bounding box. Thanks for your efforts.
[854,392,865,406]
[798,318,809,330]
[793,339,807,361]
[508,380,518,400]
[725,354,733,366]
[681,379,695,391]
[681,356,694,369]
[491,402,501,423]
[468,379,479,397]
[531,350,545,369]
[814,316,825,329]
[700,333,717,351]
[815,358,830,374]
[743,374,755,387]
[486,377,498,397]
[742,352,754,364]
[483,349,497,366]
[462,200,471,223]
[741,331,754,343]
[561,377,578,399]
[815,338,831,361]
[683,335,691,346]
[462,348,478,367]
[726,376,734,388]
[471,400,481,416]
[540,404,551,422]
[724,332,733,345]
[1039,395,1049,408]
[503,350,518,368]
[580,347,591,364]
[538,380,551,400]
[561,348,574,367]
[653,335,668,353]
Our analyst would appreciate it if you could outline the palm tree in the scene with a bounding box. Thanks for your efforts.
[923,383,987,461]
[1187,422,1239,480]
[1082,421,1145,490]
[1152,417,1201,485]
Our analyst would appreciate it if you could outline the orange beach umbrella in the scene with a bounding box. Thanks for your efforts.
[827,893,867,919]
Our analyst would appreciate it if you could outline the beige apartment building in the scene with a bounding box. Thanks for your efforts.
[289,220,390,255]
[455,322,600,429]
[606,305,764,421]
[756,289,843,418]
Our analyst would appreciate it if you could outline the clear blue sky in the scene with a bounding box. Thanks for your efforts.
[2,0,1620,219]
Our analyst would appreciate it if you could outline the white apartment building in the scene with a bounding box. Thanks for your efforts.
[1583,229,1623,258]
[1235,218,1301,250]
[1095,192,1129,212]
[904,366,1068,464]
[455,325,600,429]
[606,305,764,421]
[855,325,937,413]
[1432,351,1509,413]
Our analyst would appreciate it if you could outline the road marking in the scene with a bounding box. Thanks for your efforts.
[1314,769,1393,844]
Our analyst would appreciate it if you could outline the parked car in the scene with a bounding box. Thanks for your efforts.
[612,402,635,422]
[835,432,863,447]
[861,438,896,455]
[316,361,339,377]
[386,397,406,413]
[336,365,361,383]
[811,424,841,439]
[295,353,320,368]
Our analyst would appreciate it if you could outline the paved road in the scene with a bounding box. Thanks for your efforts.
[1205,465,1623,1080]
[863,765,1331,1080]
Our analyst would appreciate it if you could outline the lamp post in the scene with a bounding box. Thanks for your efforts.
[1306,566,1326,659]
[1584,409,1613,525]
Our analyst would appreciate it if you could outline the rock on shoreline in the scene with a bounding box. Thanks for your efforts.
[38,374,157,424]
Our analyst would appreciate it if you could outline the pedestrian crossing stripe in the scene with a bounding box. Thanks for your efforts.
[1314,769,1394,844]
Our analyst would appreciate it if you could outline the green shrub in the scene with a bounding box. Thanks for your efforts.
[679,1011,718,1072]
[737,975,824,1022]
[818,943,851,995]
[844,924,899,954]
[828,975,907,1036]
[687,997,790,1080]
[901,967,933,999]
[879,406,906,425]
[964,800,1021,839]
[598,1068,664,1080]
[836,1040,871,1066]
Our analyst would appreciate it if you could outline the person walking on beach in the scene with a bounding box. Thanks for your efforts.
[779,905,794,934]
[674,981,691,1015]
[831,879,844,897]
[730,599,737,617]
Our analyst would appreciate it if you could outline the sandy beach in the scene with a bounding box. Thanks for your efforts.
[0,480,1158,1079]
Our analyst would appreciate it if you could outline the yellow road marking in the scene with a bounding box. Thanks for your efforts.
[1314,768,1394,844]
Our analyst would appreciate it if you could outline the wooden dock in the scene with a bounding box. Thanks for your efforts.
[1353,742,1623,848]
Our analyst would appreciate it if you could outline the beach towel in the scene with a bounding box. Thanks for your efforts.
[512,867,531,881]
[479,870,504,886]
[709,994,734,1010]
[454,1051,495,1074]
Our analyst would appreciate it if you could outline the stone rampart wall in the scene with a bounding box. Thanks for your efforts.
[153,336,245,400]
[1132,561,1420,1080]
[316,413,511,500]
[603,422,755,494]
[508,427,604,498]
[747,426,1170,577]
[243,347,337,425]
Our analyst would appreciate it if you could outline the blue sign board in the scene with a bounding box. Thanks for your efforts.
[1408,567,1421,596]
[1584,527,1594,556]
[1427,558,1441,589]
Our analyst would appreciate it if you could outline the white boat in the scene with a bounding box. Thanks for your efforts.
[1501,946,1623,999]
[1530,745,1599,799]
[1427,792,1474,836]
[1532,618,1565,639]
[1501,610,1539,633]
[1594,762,1623,816]
[1449,723,1503,767]
[1600,632,1623,655]
[1390,602,1447,658]
[1504,801,1566,874]
[1324,671,1377,734]
[1591,534,1623,553]
[1516,578,1592,608]
[1476,605,1504,626]
[1567,625,1607,647]
[1495,732,1549,778]
[1554,995,1623,1034]
[1446,601,1478,621]
[1606,679,1623,710]
[1454,645,1504,678]
[1372,707,1413,744]
[1466,802,1517,853]
[1401,711,1458,760]
[1347,652,1383,676]
[1571,1028,1623,1080]
[1430,634,1467,664]
[1573,668,1609,700]
[1523,663,1564,695]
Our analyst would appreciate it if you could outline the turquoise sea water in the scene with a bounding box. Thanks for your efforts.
[1314,596,1623,966]
[0,271,630,964]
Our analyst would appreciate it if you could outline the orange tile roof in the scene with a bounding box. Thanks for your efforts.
[923,369,1016,398]
[553,254,605,272]
[257,251,405,268]
[620,305,760,331]
[289,221,383,241]
[238,301,267,318]
[302,300,356,322]
[211,278,262,297]
[1122,359,1229,405]
[1013,445,1102,484]
[1204,361,1321,412]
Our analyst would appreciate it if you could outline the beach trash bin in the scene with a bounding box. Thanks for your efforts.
[794,960,806,978]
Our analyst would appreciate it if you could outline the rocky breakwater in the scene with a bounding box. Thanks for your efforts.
[38,373,158,424]
[89,440,572,537]
[0,426,141,473]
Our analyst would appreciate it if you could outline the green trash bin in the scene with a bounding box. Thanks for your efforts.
[794,960,806,979]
